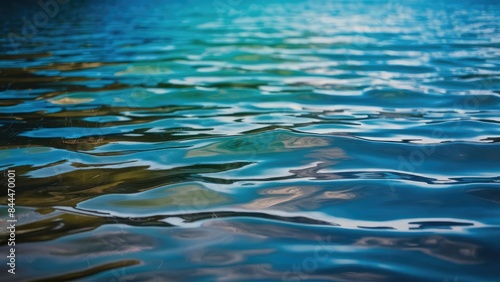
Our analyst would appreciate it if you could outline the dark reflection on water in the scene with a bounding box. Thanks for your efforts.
[1,0,500,281]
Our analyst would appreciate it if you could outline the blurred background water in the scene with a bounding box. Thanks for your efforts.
[1,0,500,281]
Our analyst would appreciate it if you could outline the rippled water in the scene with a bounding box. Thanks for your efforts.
[1,0,500,281]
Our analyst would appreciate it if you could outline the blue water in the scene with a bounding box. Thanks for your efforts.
[1,0,500,281]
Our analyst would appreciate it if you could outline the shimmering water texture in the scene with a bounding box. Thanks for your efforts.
[1,0,500,281]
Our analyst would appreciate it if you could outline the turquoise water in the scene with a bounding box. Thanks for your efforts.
[1,0,500,281]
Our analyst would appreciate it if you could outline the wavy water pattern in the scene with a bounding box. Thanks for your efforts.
[1,0,500,281]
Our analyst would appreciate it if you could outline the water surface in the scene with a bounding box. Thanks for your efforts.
[1,0,500,281]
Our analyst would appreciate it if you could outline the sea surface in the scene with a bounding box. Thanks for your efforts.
[1,0,500,281]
